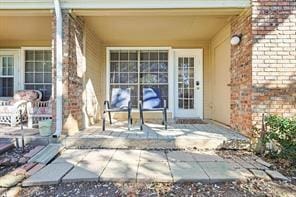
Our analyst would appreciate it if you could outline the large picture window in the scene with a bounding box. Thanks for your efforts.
[109,50,169,108]
[24,49,52,101]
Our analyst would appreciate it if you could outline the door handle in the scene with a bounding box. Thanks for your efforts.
[196,81,200,86]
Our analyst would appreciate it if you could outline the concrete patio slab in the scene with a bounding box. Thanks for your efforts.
[137,161,172,182]
[167,151,195,162]
[140,150,167,162]
[111,150,141,163]
[100,160,138,182]
[62,166,98,183]
[169,161,209,183]
[191,151,224,162]
[199,162,240,183]
[22,163,73,186]
[52,149,90,165]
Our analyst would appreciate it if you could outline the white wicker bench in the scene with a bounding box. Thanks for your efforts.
[0,90,42,127]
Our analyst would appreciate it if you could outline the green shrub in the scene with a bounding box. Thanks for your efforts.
[264,115,296,161]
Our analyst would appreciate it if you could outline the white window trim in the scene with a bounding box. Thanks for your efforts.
[0,49,21,99]
[106,46,174,114]
[20,47,52,90]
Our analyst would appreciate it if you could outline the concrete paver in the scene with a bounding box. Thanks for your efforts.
[28,144,63,164]
[169,161,209,183]
[76,150,114,178]
[250,169,271,180]
[167,151,195,162]
[191,151,224,162]
[112,150,141,163]
[137,161,172,182]
[100,160,138,182]
[199,162,240,183]
[52,149,89,165]
[140,151,167,162]
[265,170,288,181]
[63,166,98,182]
[22,163,73,186]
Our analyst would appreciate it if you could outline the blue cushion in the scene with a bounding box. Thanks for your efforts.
[111,88,131,108]
[143,88,162,109]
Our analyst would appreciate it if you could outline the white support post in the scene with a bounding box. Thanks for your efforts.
[53,0,63,137]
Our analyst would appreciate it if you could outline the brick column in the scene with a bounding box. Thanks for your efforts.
[252,0,296,128]
[52,11,85,135]
[230,9,253,137]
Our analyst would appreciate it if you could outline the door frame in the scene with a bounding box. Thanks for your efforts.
[173,49,203,119]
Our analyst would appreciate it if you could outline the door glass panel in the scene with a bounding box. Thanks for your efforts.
[178,57,194,109]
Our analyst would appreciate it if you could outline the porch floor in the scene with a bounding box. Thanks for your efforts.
[64,121,249,150]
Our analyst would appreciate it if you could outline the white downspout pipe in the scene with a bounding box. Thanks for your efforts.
[53,0,63,137]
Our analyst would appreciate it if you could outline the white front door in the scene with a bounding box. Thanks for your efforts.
[174,49,203,118]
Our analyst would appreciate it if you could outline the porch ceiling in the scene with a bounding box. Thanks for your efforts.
[84,14,233,44]
[0,16,52,42]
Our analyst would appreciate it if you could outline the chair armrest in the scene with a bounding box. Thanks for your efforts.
[138,100,143,111]
[163,99,167,109]
[128,101,132,111]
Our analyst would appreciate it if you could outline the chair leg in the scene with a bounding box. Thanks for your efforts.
[164,108,167,130]
[140,109,144,130]
[108,111,112,124]
[102,111,106,131]
[127,110,131,131]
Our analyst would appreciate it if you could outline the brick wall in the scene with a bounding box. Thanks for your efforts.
[230,1,296,137]
[252,0,296,129]
[52,11,85,135]
[230,9,253,136]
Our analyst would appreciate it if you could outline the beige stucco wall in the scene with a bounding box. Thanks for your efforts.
[209,24,231,125]
[83,26,105,126]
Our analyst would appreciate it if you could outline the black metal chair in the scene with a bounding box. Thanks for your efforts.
[102,88,132,131]
[139,87,167,130]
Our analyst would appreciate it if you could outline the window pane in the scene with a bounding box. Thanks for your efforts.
[150,62,158,72]
[35,73,43,83]
[110,51,119,60]
[35,51,43,61]
[0,78,13,97]
[128,62,137,72]
[120,51,128,60]
[120,62,128,72]
[25,73,34,83]
[25,62,34,72]
[35,62,43,72]
[44,73,52,83]
[150,51,158,60]
[128,73,138,83]
[44,51,51,61]
[44,62,51,72]
[119,73,128,83]
[110,62,119,72]
[25,51,34,61]
[129,51,138,61]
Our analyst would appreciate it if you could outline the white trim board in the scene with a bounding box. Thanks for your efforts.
[0,0,250,9]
